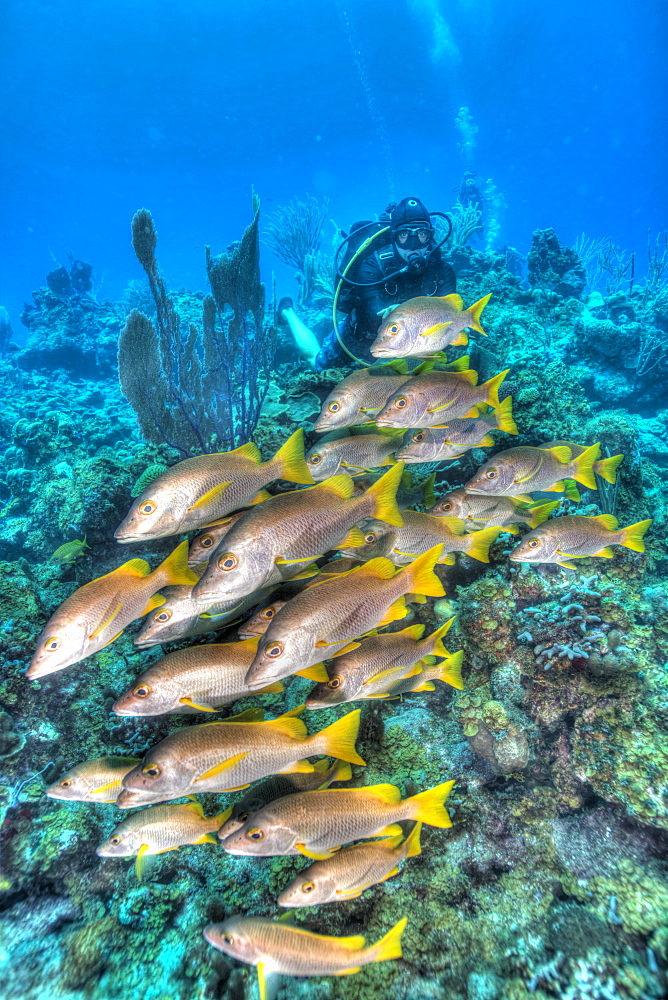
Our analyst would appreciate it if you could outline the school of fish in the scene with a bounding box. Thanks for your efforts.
[32,290,652,995]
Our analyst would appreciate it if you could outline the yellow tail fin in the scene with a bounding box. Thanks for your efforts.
[272,429,314,484]
[310,709,366,766]
[572,442,601,489]
[595,453,624,484]
[620,518,652,553]
[424,617,454,657]
[495,395,518,435]
[439,650,464,689]
[370,917,408,964]
[405,780,456,827]
[403,822,422,859]
[364,462,405,527]
[527,501,560,529]
[482,369,510,410]
[563,479,581,501]
[401,545,446,598]
[467,293,492,335]
[464,526,501,563]
[155,540,200,587]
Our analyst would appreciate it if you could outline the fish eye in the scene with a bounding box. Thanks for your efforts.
[327,676,342,689]
[528,539,540,548]
[328,402,340,412]
[485,470,498,480]
[237,811,249,823]
[44,636,62,652]
[395,397,408,408]
[247,827,264,841]
[217,552,238,571]
[200,534,214,548]
[133,684,150,698]
[301,881,315,893]
[154,609,172,623]
[412,431,425,442]
[60,779,72,788]
[222,934,234,945]
[142,763,160,778]
[310,454,321,464]
[389,324,400,334]
[364,532,377,543]
[139,500,157,516]
[265,641,284,659]
[261,607,276,620]
[441,502,453,511]
[110,835,122,846]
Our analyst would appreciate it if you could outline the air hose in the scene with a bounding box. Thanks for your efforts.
[331,225,390,367]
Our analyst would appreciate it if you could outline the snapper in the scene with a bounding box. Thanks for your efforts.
[510,514,652,568]
[465,443,602,499]
[370,292,492,358]
[375,369,510,429]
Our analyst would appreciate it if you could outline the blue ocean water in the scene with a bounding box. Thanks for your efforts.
[1,2,668,999]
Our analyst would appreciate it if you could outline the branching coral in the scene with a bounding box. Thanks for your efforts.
[263,194,328,271]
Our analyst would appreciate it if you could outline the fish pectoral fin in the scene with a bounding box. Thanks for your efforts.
[257,963,281,1000]
[377,866,401,884]
[179,697,217,712]
[88,601,125,640]
[295,663,329,682]
[512,494,534,503]
[335,888,364,900]
[194,752,249,782]
[363,664,417,687]
[249,489,272,506]
[192,834,218,844]
[376,597,409,628]
[326,641,362,658]
[418,321,453,337]
[295,843,339,860]
[187,482,232,511]
[89,779,120,797]
[451,330,469,346]
[287,564,320,580]
[97,629,125,650]
[135,844,150,881]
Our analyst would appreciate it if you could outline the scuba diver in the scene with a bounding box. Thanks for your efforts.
[278,196,457,369]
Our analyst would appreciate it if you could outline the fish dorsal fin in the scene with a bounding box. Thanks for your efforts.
[316,474,355,499]
[365,782,402,804]
[545,445,572,463]
[438,293,464,310]
[326,640,362,658]
[115,558,152,578]
[353,556,396,580]
[594,514,619,531]
[264,709,307,739]
[188,483,232,511]
[423,514,466,536]
[227,441,262,462]
[397,623,426,640]
[452,369,478,386]
[141,594,166,616]
[186,800,206,816]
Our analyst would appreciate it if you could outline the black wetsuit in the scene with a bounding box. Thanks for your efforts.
[316,244,457,369]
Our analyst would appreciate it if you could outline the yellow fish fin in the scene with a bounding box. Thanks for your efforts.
[443,355,470,372]
[376,596,408,627]
[426,616,454,656]
[221,707,265,723]
[362,662,419,688]
[494,394,518,434]
[359,783,401,805]
[592,547,615,558]
[479,433,495,447]
[155,540,200,587]
[194,752,250,782]
[334,968,363,976]
[401,545,446,598]
[369,917,408,963]
[224,441,261,462]
[186,800,205,816]
[311,709,366,766]
[248,488,272,505]
[335,527,367,549]
[504,523,521,535]
[135,844,150,881]
[593,513,619,530]
[316,473,356,499]
[363,462,405,527]
[437,292,464,309]
[272,428,314,484]
[464,525,502,563]
[312,757,332,774]
[405,593,428,604]
[545,445,572,463]
[334,888,364,900]
[512,493,535,503]
[557,561,577,569]
[480,368,509,408]
[376,866,401,885]
[392,549,420,559]
[381,358,409,374]
[256,681,284,694]
[426,398,455,413]
[438,650,465,690]
[620,518,652,553]
[451,330,469,346]
[295,843,338,860]
[140,594,166,616]
[353,556,396,579]
[375,823,403,837]
[287,563,320,580]
[275,556,321,565]
[88,600,124,640]
[595,453,624,484]
[328,760,352,784]
[188,482,232,511]
[404,821,423,858]
[192,833,218,844]
[413,681,436,692]
[326,641,362,658]
[418,320,454,338]
[452,369,478,385]
[364,693,392,699]
[214,806,233,826]
[405,780,455,827]
[435,515,466,535]
[572,442,601,489]
[397,623,426,639]
[178,697,217,712]
[111,558,151,579]
[295,663,329,682]
[563,479,581,501]
[544,480,566,493]
[89,779,122,798]
[278,759,314,774]
[527,501,560,528]
[467,293,492,335]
